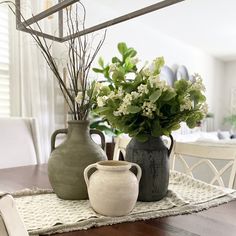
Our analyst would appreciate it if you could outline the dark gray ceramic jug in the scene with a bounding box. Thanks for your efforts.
[125,135,174,202]
[48,120,107,200]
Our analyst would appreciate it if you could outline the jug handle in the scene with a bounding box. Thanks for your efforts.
[130,163,142,182]
[168,134,174,156]
[90,129,106,151]
[84,163,97,187]
[50,129,106,152]
[51,128,68,152]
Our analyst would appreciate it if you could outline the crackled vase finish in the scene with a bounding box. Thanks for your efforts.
[48,120,107,200]
[84,160,142,216]
[125,136,173,202]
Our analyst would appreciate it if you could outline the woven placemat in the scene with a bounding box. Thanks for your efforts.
[8,171,236,235]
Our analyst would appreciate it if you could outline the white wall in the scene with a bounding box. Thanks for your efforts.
[220,60,236,129]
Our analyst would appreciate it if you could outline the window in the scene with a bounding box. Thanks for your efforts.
[0,5,10,117]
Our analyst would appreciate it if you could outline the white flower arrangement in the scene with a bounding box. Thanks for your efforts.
[93,43,208,141]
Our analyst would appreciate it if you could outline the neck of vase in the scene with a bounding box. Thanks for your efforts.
[67,120,90,137]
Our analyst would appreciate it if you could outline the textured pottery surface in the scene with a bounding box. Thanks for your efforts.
[48,120,107,200]
[84,160,141,216]
[125,136,170,202]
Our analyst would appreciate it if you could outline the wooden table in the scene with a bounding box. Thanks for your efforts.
[0,164,236,236]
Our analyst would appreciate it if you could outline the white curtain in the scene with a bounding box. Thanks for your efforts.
[10,0,58,162]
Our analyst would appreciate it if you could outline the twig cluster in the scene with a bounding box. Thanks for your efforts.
[0,1,106,120]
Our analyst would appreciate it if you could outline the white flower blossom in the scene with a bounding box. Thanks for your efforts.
[107,91,116,99]
[148,76,159,88]
[113,93,133,116]
[113,110,122,116]
[191,74,206,92]
[75,91,89,105]
[117,87,124,97]
[180,96,192,112]
[142,67,151,77]
[94,82,102,93]
[131,91,139,99]
[142,101,156,118]
[200,103,208,115]
[116,103,129,115]
[109,63,119,73]
[123,94,132,103]
[97,96,107,107]
[158,80,168,91]
[148,76,168,91]
[138,84,149,94]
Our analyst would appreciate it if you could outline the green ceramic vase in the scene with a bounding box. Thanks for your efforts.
[48,120,107,200]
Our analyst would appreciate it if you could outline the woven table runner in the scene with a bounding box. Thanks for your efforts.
[8,171,236,235]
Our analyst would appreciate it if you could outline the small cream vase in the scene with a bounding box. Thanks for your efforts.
[84,160,142,217]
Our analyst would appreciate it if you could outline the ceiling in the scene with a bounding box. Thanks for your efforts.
[84,0,236,62]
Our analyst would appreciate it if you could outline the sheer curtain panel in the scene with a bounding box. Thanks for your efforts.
[0,5,10,117]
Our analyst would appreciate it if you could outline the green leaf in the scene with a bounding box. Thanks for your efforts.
[174,80,189,94]
[112,57,122,64]
[112,70,124,81]
[151,120,161,137]
[161,90,176,101]
[124,57,135,71]
[95,107,111,114]
[104,66,111,80]
[98,57,104,68]
[170,123,181,131]
[92,68,104,73]
[99,86,110,95]
[152,57,165,75]
[124,48,137,60]
[135,134,148,142]
[118,42,128,56]
[149,90,162,103]
[127,105,141,114]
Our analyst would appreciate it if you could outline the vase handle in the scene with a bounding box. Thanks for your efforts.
[84,163,97,187]
[90,129,106,151]
[168,134,174,156]
[130,163,142,182]
[51,128,68,152]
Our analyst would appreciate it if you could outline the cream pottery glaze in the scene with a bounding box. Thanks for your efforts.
[84,160,142,217]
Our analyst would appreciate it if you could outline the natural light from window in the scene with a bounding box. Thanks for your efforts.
[0,5,10,117]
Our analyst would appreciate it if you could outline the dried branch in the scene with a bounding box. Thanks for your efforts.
[1,1,106,120]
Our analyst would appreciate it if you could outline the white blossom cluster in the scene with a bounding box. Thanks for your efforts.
[180,96,192,112]
[131,91,139,99]
[142,101,157,118]
[141,58,164,77]
[191,74,206,92]
[108,63,119,73]
[142,67,151,77]
[113,93,133,116]
[75,91,89,106]
[94,82,102,92]
[149,76,168,91]
[200,103,208,115]
[137,84,149,94]
[97,96,108,107]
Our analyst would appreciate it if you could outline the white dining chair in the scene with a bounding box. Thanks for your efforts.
[0,194,29,236]
[113,136,131,160]
[0,117,42,169]
[170,142,236,189]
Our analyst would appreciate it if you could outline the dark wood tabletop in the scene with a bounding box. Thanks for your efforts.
[0,164,236,236]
